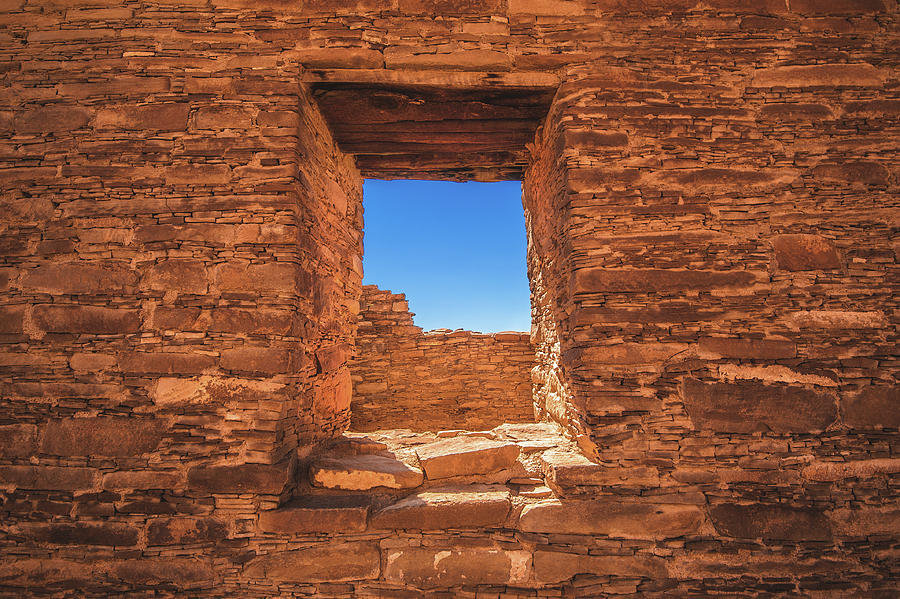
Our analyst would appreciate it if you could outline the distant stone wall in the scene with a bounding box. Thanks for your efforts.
[350,285,534,431]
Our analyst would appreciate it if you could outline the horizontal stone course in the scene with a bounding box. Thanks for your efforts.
[518,500,704,539]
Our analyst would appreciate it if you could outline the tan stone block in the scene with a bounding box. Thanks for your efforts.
[758,102,833,120]
[802,458,900,482]
[94,103,190,130]
[384,48,512,71]
[572,268,763,295]
[101,558,215,587]
[383,547,530,587]
[843,99,900,115]
[187,459,293,494]
[209,307,292,335]
[214,262,297,294]
[772,233,842,271]
[146,517,228,545]
[790,0,887,14]
[751,63,886,88]
[143,259,208,295]
[509,0,584,15]
[541,451,659,487]
[370,484,511,530]
[0,304,24,334]
[681,378,837,433]
[220,346,291,374]
[842,385,900,429]
[243,542,380,583]
[152,306,203,331]
[69,353,116,373]
[0,558,92,588]
[783,310,887,330]
[0,465,97,490]
[533,551,667,584]
[709,503,831,541]
[0,424,39,458]
[573,342,689,366]
[119,351,216,375]
[812,161,891,186]
[58,77,171,98]
[258,495,369,534]
[20,523,138,546]
[316,342,350,373]
[416,437,520,479]
[42,417,166,457]
[292,47,384,69]
[32,305,141,334]
[399,0,505,15]
[161,164,232,185]
[652,168,799,189]
[310,454,423,490]
[698,337,796,359]
[102,470,183,490]
[22,261,138,295]
[193,105,255,129]
[15,105,91,133]
[829,506,900,537]
[518,500,704,539]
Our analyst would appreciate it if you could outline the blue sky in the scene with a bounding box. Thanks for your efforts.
[362,179,531,333]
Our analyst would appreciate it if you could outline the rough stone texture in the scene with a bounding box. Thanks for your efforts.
[370,485,511,530]
[309,453,424,490]
[416,437,521,479]
[350,285,534,431]
[1,0,898,596]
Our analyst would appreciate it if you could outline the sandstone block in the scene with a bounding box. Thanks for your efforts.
[783,310,886,330]
[310,454,423,490]
[681,378,837,433]
[370,484,511,530]
[572,342,689,366]
[15,105,91,133]
[187,459,293,494]
[572,268,762,294]
[0,465,97,490]
[709,503,831,541]
[508,0,584,15]
[243,542,380,582]
[533,551,667,584]
[0,424,38,458]
[143,259,208,295]
[42,417,166,457]
[698,337,796,359]
[801,458,900,482]
[518,500,704,539]
[399,0,506,15]
[0,305,24,334]
[102,470,182,490]
[0,558,91,587]
[69,352,116,371]
[21,522,138,546]
[220,346,291,374]
[563,129,629,148]
[383,547,531,587]
[654,168,798,190]
[790,0,887,14]
[415,437,520,479]
[316,342,351,373]
[384,48,511,71]
[103,558,215,587]
[568,167,641,193]
[215,262,297,294]
[162,164,232,185]
[94,103,190,130]
[812,161,891,186]
[119,352,216,375]
[258,495,369,534]
[772,234,841,270]
[193,105,255,129]
[829,506,900,537]
[22,262,138,295]
[147,517,228,545]
[573,302,727,325]
[292,47,384,69]
[758,102,833,120]
[842,385,900,429]
[209,308,292,335]
[32,305,141,335]
[843,99,900,115]
[152,306,202,331]
[541,451,659,487]
[750,63,886,88]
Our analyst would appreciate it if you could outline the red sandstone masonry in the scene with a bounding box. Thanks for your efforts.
[350,285,534,431]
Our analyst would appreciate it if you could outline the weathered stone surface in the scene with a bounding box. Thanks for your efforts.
[220,346,291,374]
[101,470,182,490]
[94,103,191,130]
[541,451,659,487]
[709,503,832,541]
[258,495,369,533]
[143,259,208,295]
[119,352,216,375]
[309,454,423,490]
[829,507,900,537]
[0,304,24,334]
[813,161,891,186]
[293,47,384,69]
[533,551,667,583]
[371,485,511,530]
[32,305,142,334]
[21,522,139,546]
[802,458,900,482]
[383,547,531,587]
[22,262,138,295]
[384,48,511,71]
[698,337,796,359]
[572,268,763,294]
[783,310,887,330]
[681,378,837,433]
[102,558,215,587]
[842,385,900,429]
[771,234,842,270]
[571,342,689,366]
[751,63,886,87]
[187,459,293,494]
[415,437,520,479]
[0,424,39,458]
[147,517,228,545]
[518,500,704,539]
[16,105,91,133]
[243,542,380,582]
[214,262,297,294]
[41,417,166,457]
[316,342,350,373]
[209,308,293,335]
[193,105,255,129]
[758,102,833,120]
[653,168,798,189]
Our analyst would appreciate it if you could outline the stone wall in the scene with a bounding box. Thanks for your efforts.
[1,0,898,596]
[349,285,534,431]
